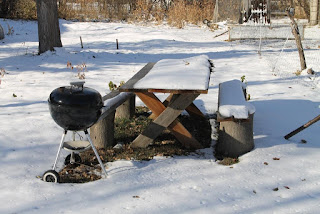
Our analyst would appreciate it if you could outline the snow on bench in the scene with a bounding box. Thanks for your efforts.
[218,79,255,120]
[216,79,255,158]
[98,90,134,122]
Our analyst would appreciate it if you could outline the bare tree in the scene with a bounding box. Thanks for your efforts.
[287,7,307,71]
[36,0,62,54]
[0,24,4,40]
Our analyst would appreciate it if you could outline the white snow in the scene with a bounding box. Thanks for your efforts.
[0,18,320,214]
[218,79,256,119]
[133,55,211,90]
[102,92,132,113]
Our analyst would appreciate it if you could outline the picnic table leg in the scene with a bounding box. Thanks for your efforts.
[131,92,203,149]
[185,103,205,119]
[165,94,205,118]
[150,93,205,119]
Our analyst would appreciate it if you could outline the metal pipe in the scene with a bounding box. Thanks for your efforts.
[53,130,67,170]
[84,130,108,178]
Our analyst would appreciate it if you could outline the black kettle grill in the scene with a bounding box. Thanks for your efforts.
[42,81,108,183]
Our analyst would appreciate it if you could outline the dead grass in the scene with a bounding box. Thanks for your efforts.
[58,106,211,183]
[167,0,215,28]
[217,157,239,166]
[2,0,310,24]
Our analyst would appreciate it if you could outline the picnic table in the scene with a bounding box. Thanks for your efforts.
[119,55,212,149]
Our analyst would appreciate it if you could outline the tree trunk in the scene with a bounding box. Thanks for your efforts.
[216,114,254,158]
[0,24,4,40]
[115,95,135,119]
[90,110,116,149]
[0,0,9,18]
[287,8,307,71]
[36,0,62,54]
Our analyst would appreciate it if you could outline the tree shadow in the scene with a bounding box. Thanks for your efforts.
[251,99,320,149]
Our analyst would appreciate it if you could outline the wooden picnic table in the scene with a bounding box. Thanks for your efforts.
[119,57,211,149]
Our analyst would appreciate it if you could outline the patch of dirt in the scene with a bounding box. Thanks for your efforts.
[59,107,211,183]
[217,157,239,166]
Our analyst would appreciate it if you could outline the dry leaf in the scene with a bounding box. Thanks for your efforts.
[133,196,140,198]
[273,157,280,160]
[300,139,307,144]
[284,186,290,189]
[264,162,268,165]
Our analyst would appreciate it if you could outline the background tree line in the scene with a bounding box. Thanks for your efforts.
[0,0,311,28]
[0,0,217,28]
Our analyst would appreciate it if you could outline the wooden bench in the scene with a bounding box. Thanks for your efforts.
[215,79,255,158]
[90,90,135,149]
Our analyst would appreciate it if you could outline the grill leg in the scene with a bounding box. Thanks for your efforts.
[84,130,108,178]
[53,130,67,170]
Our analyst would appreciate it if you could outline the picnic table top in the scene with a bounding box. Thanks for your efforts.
[119,55,211,94]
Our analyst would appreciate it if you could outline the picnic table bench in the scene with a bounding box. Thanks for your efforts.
[119,55,212,149]
[215,79,255,158]
[90,90,135,149]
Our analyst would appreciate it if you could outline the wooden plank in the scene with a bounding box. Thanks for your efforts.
[185,103,205,118]
[149,94,173,120]
[131,92,203,149]
[102,90,120,101]
[98,92,134,122]
[118,62,156,92]
[161,94,205,118]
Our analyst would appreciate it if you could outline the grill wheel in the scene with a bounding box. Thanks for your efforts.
[43,170,60,183]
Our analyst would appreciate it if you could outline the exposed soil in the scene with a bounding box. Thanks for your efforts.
[58,107,212,183]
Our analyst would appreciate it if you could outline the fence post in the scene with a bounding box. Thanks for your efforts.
[310,0,319,26]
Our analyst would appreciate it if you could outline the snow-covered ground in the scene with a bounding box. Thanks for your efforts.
[0,19,320,213]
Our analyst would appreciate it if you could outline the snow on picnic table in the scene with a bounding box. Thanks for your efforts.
[0,19,320,214]
[133,55,211,91]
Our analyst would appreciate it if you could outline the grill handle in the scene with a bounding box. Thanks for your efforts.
[70,81,85,91]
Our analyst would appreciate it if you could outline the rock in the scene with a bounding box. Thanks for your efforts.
[307,68,315,75]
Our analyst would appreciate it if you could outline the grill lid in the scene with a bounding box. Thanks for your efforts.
[48,81,103,109]
[48,81,103,131]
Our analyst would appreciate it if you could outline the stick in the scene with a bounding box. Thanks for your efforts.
[213,30,228,38]
[80,36,83,49]
[116,39,119,50]
[284,114,320,139]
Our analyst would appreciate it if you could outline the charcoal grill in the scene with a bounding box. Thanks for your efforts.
[42,81,108,183]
